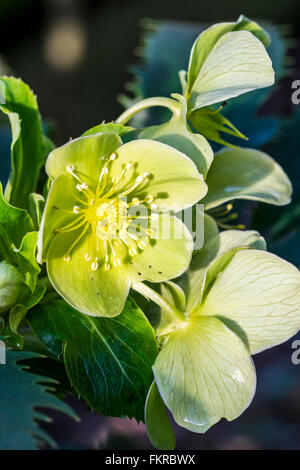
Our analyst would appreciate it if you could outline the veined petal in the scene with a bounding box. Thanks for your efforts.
[111,139,207,212]
[46,132,122,185]
[186,16,271,96]
[139,95,213,177]
[180,229,265,314]
[201,249,300,354]
[37,174,77,263]
[153,316,256,433]
[127,214,193,283]
[47,229,130,317]
[203,147,292,210]
[189,31,274,110]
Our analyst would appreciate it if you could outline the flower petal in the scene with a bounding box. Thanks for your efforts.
[139,95,213,177]
[153,315,256,433]
[188,31,274,110]
[180,229,265,314]
[186,16,271,97]
[37,174,77,263]
[201,249,300,354]
[47,229,130,317]
[202,147,292,210]
[111,139,207,211]
[46,132,122,183]
[127,214,193,283]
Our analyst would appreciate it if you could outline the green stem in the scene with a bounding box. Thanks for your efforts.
[116,97,180,125]
[132,280,186,325]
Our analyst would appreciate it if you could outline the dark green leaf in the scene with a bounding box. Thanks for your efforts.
[0,77,50,209]
[0,349,76,450]
[0,182,33,263]
[28,297,158,421]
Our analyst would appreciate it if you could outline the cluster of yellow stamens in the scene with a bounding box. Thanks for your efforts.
[53,151,158,271]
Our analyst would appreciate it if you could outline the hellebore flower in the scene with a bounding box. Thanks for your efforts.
[149,229,300,434]
[39,132,207,317]
[117,16,274,158]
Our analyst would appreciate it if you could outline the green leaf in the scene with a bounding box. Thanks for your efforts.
[186,16,271,99]
[201,249,300,354]
[0,182,34,262]
[153,315,256,433]
[0,77,50,209]
[139,94,213,177]
[145,381,176,450]
[28,297,159,421]
[203,148,292,210]
[82,122,135,137]
[0,350,76,450]
[13,231,40,292]
[28,193,45,230]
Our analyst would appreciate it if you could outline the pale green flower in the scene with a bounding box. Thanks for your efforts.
[150,229,300,433]
[39,132,207,317]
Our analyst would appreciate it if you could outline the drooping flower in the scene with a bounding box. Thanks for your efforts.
[38,131,207,317]
[149,229,300,434]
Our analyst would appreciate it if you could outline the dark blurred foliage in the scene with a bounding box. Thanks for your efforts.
[0,0,300,450]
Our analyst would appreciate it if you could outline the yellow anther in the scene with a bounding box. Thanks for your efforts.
[129,248,137,257]
[91,261,99,271]
[66,165,75,174]
[63,254,71,262]
[84,253,91,261]
[113,258,121,267]
[104,262,111,271]
[145,195,153,203]
[73,205,80,214]
[137,240,146,250]
[110,152,117,160]
[131,198,140,205]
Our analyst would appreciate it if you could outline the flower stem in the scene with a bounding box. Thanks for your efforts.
[131,280,186,325]
[116,97,180,125]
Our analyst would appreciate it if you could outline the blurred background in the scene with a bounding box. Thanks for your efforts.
[1,0,300,450]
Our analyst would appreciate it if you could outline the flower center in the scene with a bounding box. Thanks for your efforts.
[52,151,158,271]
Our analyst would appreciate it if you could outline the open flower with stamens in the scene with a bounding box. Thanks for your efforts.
[38,132,207,317]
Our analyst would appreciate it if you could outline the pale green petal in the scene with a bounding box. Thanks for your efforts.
[47,229,130,317]
[154,316,256,433]
[189,31,274,110]
[139,95,213,177]
[201,250,300,354]
[180,230,265,314]
[145,381,176,450]
[46,132,122,184]
[203,148,292,210]
[186,16,271,96]
[128,214,193,283]
[112,139,207,211]
[151,281,186,337]
[37,174,77,263]
[161,281,186,312]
